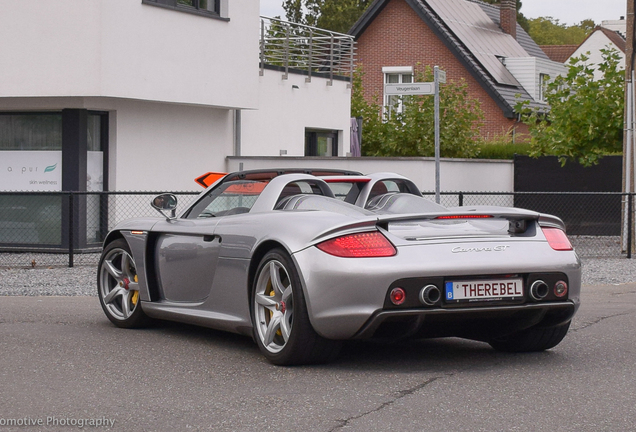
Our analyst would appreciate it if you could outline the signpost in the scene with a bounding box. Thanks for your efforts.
[384,82,434,96]
[434,66,441,204]
[383,66,445,203]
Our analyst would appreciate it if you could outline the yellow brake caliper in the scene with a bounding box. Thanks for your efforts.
[269,287,282,336]
[131,275,139,306]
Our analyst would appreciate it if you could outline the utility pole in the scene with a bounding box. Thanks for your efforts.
[624,0,635,255]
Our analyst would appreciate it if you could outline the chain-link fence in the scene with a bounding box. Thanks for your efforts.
[0,191,199,267]
[0,190,634,268]
[423,191,635,259]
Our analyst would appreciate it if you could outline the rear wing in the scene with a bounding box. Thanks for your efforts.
[376,206,566,234]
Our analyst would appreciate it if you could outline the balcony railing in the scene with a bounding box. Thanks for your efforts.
[259,16,356,87]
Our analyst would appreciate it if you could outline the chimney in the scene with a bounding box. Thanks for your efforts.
[500,0,517,39]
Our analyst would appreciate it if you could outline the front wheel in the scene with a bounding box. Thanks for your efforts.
[251,249,341,365]
[488,322,571,352]
[97,238,150,328]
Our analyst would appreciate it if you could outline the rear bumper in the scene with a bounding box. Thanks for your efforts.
[292,242,580,340]
[353,301,576,340]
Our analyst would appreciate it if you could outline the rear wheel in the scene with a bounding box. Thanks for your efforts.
[488,322,571,352]
[251,248,341,365]
[97,238,150,328]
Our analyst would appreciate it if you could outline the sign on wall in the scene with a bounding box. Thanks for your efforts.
[0,151,63,191]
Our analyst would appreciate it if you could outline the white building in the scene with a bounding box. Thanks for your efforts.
[568,26,626,80]
[601,18,626,38]
[0,0,353,249]
[0,0,353,193]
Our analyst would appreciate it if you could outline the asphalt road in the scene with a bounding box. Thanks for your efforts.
[1,283,635,432]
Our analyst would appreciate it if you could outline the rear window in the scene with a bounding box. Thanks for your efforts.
[281,195,374,217]
[366,193,447,214]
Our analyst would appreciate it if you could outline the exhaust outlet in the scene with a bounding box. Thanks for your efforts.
[530,280,549,301]
[419,284,441,306]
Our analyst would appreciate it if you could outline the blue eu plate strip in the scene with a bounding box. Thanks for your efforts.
[445,281,454,300]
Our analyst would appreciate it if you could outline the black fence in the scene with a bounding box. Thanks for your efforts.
[0,190,634,268]
[0,191,199,267]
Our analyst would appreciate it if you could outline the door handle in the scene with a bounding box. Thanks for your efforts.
[203,235,215,242]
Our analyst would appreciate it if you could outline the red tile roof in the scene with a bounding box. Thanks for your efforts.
[539,45,579,63]
[597,26,626,53]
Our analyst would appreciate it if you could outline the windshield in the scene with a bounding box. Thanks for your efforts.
[185,180,266,219]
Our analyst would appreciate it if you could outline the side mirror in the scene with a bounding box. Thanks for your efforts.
[151,193,178,221]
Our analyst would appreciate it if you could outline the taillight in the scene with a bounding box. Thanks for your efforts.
[542,227,573,251]
[316,231,397,258]
[436,214,493,219]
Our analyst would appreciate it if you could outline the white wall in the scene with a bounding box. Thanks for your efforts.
[569,31,626,80]
[241,69,352,156]
[601,19,626,37]
[505,57,566,102]
[226,156,514,193]
[0,0,259,109]
[0,96,233,192]
[105,100,233,192]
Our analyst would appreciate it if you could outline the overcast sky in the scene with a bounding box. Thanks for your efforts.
[259,0,627,26]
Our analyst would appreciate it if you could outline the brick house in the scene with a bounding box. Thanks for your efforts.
[349,0,566,140]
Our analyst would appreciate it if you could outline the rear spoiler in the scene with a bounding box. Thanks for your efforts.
[310,208,559,245]
[376,207,567,234]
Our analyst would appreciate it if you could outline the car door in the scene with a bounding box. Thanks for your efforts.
[152,179,265,303]
[152,218,221,303]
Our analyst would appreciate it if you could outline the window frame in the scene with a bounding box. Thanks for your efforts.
[539,73,549,102]
[305,129,339,157]
[142,0,229,21]
[382,66,414,120]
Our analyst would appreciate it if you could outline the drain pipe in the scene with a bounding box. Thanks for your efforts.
[233,109,241,157]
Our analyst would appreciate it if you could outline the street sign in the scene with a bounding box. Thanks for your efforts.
[384,82,434,95]
[438,70,446,84]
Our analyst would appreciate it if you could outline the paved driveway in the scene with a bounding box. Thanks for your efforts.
[1,283,635,431]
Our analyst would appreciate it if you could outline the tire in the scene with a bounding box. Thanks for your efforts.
[97,238,150,328]
[488,321,571,353]
[251,248,341,365]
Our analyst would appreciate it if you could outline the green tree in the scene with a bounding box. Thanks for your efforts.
[526,17,594,45]
[352,66,484,157]
[283,0,372,33]
[515,49,624,166]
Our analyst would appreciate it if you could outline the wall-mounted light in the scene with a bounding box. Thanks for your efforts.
[292,85,299,89]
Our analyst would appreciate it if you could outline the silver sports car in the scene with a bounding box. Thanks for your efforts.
[98,169,581,365]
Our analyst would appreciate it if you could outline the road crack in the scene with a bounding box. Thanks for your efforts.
[610,290,636,296]
[329,375,449,431]
[572,311,632,332]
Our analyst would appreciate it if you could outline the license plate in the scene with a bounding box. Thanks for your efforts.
[445,278,523,302]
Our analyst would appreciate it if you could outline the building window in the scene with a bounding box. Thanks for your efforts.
[142,0,226,19]
[539,73,549,102]
[382,66,413,119]
[305,129,339,157]
[176,0,219,13]
[0,111,109,248]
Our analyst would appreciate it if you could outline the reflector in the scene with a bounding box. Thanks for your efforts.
[195,172,227,188]
[390,288,406,305]
[554,281,568,297]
